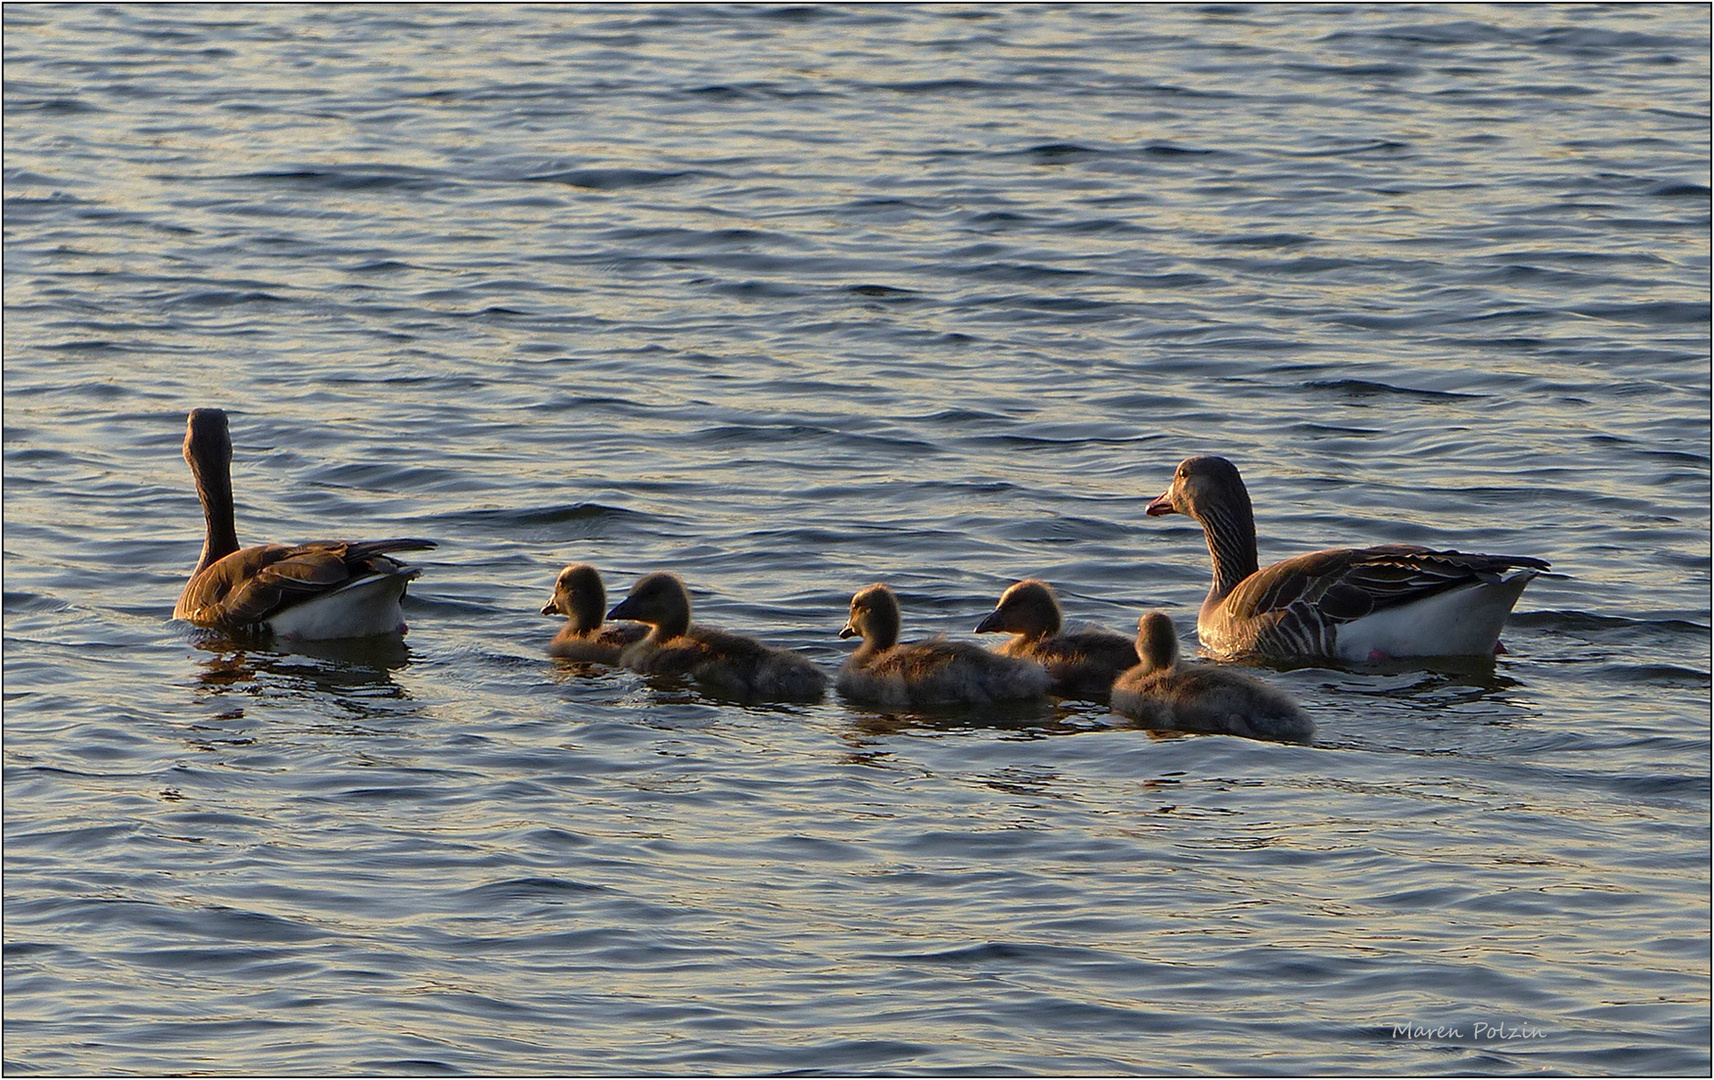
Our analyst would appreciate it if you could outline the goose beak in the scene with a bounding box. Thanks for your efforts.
[541,597,562,617]
[606,598,636,622]
[974,609,1005,634]
[1145,488,1178,516]
[838,620,859,639]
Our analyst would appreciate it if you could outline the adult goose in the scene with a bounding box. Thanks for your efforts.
[974,579,1138,699]
[541,563,647,662]
[839,583,1052,709]
[173,408,436,640]
[606,572,826,701]
[1111,611,1313,743]
[1146,455,1549,662]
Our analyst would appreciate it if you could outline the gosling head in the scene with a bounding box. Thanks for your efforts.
[607,571,693,637]
[541,563,607,632]
[974,579,1062,639]
[1145,455,1248,521]
[1135,611,1181,674]
[840,583,901,652]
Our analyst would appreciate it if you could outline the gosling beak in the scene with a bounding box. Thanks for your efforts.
[974,609,1006,634]
[838,620,859,640]
[1145,487,1178,517]
[607,597,637,622]
[541,597,562,617]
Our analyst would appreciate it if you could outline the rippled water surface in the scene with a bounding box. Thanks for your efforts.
[4,4,1710,1075]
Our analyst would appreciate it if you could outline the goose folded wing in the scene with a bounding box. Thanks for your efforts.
[178,543,303,626]
[293,538,437,575]
[1327,546,1550,616]
[181,539,437,628]
[255,544,354,586]
[1225,544,1550,627]
[219,554,344,626]
[255,539,439,594]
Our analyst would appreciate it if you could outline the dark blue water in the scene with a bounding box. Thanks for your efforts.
[4,5,1709,1074]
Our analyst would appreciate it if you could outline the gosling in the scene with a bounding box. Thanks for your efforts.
[975,578,1138,700]
[606,571,826,702]
[1110,611,1314,743]
[838,583,1052,709]
[541,563,647,662]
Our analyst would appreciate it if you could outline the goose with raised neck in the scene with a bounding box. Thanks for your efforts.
[1147,455,1548,662]
[173,408,435,640]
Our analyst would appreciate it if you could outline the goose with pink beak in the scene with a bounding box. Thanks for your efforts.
[1145,455,1548,663]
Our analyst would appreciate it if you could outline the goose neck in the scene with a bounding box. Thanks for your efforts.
[1191,501,1258,600]
[190,455,239,573]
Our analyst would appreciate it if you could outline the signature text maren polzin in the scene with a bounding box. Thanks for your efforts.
[1394,1022,1546,1041]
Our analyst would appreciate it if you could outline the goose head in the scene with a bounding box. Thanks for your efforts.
[542,563,607,632]
[606,571,692,639]
[1146,455,1260,596]
[840,583,901,653]
[184,407,233,474]
[1145,455,1250,521]
[1135,611,1181,674]
[975,579,1063,639]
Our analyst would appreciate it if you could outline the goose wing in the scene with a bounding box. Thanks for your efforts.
[176,538,436,630]
[1223,543,1551,626]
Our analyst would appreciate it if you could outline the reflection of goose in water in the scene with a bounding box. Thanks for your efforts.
[838,583,1052,709]
[540,564,647,662]
[975,578,1137,699]
[173,409,436,641]
[605,572,826,701]
[188,634,415,728]
[1111,611,1313,743]
[1146,455,1548,662]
